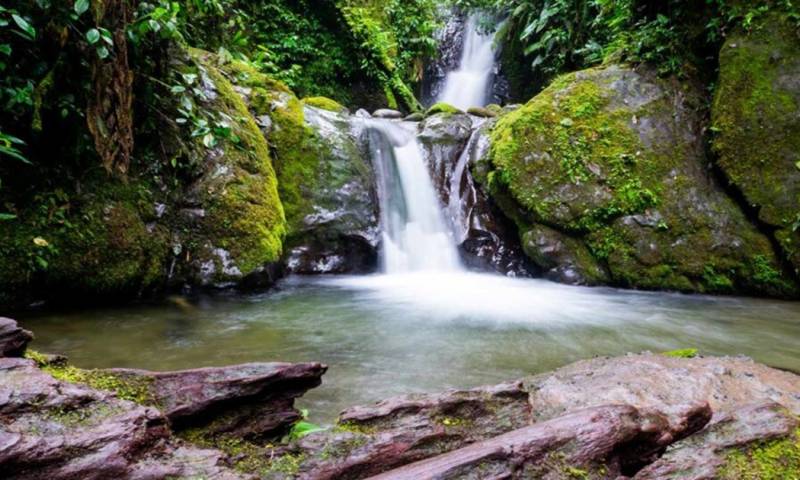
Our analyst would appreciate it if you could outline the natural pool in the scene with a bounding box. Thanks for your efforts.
[19,272,800,423]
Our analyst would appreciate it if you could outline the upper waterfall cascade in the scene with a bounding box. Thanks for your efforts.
[437,14,498,110]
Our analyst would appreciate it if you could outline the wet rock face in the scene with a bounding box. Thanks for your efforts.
[418,114,533,276]
[283,107,380,275]
[712,14,800,277]
[0,357,250,480]
[0,318,33,357]
[484,64,798,295]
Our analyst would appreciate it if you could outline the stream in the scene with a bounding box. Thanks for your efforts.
[18,274,800,423]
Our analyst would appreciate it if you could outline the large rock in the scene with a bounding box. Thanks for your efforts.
[105,362,327,439]
[0,357,250,480]
[635,402,800,480]
[0,318,33,357]
[483,64,797,295]
[525,353,800,426]
[283,106,380,274]
[712,14,800,277]
[220,57,380,275]
[176,50,287,288]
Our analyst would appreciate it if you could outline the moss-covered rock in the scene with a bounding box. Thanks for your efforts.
[302,96,349,114]
[179,50,286,286]
[0,179,169,306]
[712,14,800,276]
[484,64,797,296]
[425,102,464,117]
[211,55,379,274]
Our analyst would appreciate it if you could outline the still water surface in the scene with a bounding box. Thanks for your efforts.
[19,273,800,423]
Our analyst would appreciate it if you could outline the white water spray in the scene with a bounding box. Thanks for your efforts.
[437,15,497,109]
[366,120,462,273]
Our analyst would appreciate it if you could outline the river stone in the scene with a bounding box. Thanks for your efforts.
[372,109,403,119]
[104,361,327,439]
[483,64,797,295]
[712,13,800,276]
[466,106,497,118]
[634,402,800,480]
[0,318,33,357]
[0,357,250,480]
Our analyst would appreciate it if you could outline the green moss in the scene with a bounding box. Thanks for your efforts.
[42,363,155,405]
[192,53,287,275]
[703,265,735,292]
[662,348,699,358]
[302,96,348,113]
[720,427,800,479]
[181,427,305,476]
[425,102,463,117]
[711,14,800,276]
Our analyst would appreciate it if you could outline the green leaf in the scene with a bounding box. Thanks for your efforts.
[11,14,36,39]
[74,0,90,16]
[202,133,217,149]
[288,420,325,440]
[96,46,110,59]
[86,28,100,44]
[0,213,16,221]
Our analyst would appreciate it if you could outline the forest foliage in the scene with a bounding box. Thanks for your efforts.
[1,0,797,219]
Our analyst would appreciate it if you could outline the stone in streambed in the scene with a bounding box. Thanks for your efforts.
[466,106,497,118]
[403,112,424,122]
[0,318,33,357]
[372,109,403,119]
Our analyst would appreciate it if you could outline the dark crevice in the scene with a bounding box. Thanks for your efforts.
[703,132,800,290]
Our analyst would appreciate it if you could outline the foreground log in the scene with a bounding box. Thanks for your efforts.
[291,382,532,479]
[366,404,705,480]
[0,357,250,480]
[105,362,327,439]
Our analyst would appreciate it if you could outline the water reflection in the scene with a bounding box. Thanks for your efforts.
[19,274,800,423]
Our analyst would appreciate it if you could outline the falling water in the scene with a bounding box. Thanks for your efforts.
[437,14,497,109]
[366,120,462,273]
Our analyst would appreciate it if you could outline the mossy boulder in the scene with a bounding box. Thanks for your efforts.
[484,65,797,296]
[180,51,287,287]
[712,14,800,276]
[425,102,464,117]
[302,96,349,114]
[212,56,379,273]
[0,180,169,307]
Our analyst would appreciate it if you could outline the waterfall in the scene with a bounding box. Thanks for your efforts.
[366,120,462,273]
[437,14,497,110]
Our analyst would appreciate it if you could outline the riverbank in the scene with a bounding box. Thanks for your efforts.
[2,317,799,478]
